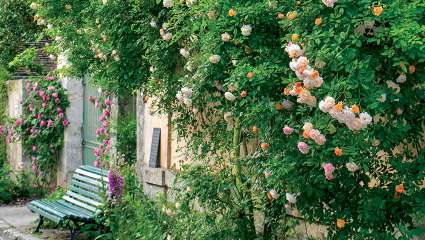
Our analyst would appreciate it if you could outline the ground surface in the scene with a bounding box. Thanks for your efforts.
[0,204,69,240]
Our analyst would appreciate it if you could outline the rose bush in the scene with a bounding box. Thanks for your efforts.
[31,0,424,239]
[11,75,69,186]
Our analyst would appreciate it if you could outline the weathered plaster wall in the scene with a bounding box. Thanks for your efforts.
[57,76,83,187]
[6,80,27,171]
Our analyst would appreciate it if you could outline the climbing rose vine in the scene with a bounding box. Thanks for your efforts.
[12,75,69,185]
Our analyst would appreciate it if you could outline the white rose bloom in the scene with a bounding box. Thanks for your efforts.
[162,33,173,41]
[285,193,297,204]
[149,66,156,72]
[102,0,108,4]
[269,190,280,200]
[346,162,359,172]
[224,92,236,101]
[179,48,190,58]
[241,24,252,36]
[49,54,56,61]
[185,0,196,7]
[231,60,238,66]
[163,0,173,8]
[396,73,406,83]
[322,0,337,8]
[150,19,157,28]
[47,24,53,30]
[30,2,39,10]
[359,112,372,126]
[221,32,231,42]
[209,55,221,64]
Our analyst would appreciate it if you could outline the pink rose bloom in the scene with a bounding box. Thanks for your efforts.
[32,163,37,173]
[57,107,63,113]
[105,98,111,106]
[58,112,64,119]
[42,103,47,109]
[47,119,53,127]
[103,121,109,127]
[0,125,3,135]
[32,145,37,152]
[46,76,55,81]
[31,156,37,162]
[63,119,70,127]
[38,90,45,97]
[94,159,100,168]
[99,115,105,121]
[297,142,309,154]
[52,92,58,98]
[103,109,110,117]
[55,98,60,103]
[283,125,294,135]
[15,118,23,126]
[95,99,100,108]
[94,148,100,157]
[323,163,335,180]
[36,114,42,119]
[47,86,56,91]
[40,120,46,127]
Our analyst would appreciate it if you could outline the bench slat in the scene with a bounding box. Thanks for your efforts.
[62,196,97,212]
[66,191,102,207]
[80,165,108,177]
[69,185,102,201]
[27,204,63,224]
[57,200,94,216]
[75,168,108,182]
[29,201,67,218]
[72,174,104,187]
[39,200,92,221]
[70,179,102,192]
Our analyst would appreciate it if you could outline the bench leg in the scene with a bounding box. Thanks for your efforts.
[33,216,44,233]
[70,220,81,240]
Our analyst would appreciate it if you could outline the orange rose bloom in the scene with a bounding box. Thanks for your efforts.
[303,130,310,139]
[337,219,346,229]
[287,11,297,20]
[409,65,416,74]
[311,70,320,79]
[373,6,383,16]
[228,9,236,17]
[283,88,290,96]
[315,17,322,26]
[395,184,405,193]
[334,147,343,157]
[246,72,254,79]
[335,102,344,111]
[252,126,259,134]
[240,91,247,98]
[261,143,269,150]
[351,104,360,114]
[275,103,284,110]
[277,13,285,20]
[291,34,300,42]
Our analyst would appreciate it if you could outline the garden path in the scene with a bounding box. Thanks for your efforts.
[0,205,68,240]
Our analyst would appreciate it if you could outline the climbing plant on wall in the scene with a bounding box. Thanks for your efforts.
[11,75,69,186]
[31,0,424,239]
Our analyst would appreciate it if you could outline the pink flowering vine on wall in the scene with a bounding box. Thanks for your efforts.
[90,95,112,168]
[10,75,69,186]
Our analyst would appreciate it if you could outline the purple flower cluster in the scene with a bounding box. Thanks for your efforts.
[108,170,124,199]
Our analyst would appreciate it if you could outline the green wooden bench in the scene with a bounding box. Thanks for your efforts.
[27,165,108,239]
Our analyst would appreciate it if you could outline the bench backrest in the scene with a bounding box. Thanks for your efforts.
[62,165,109,213]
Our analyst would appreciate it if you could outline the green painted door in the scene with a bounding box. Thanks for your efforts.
[82,83,102,166]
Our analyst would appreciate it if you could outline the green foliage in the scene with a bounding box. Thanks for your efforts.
[8,48,43,74]
[0,0,37,66]
[0,164,45,204]
[116,115,137,165]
